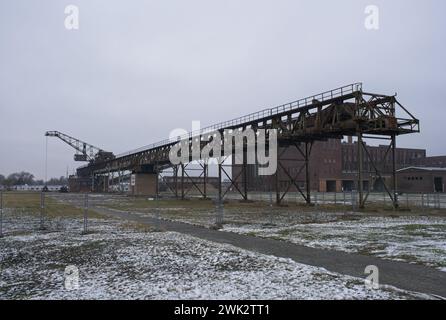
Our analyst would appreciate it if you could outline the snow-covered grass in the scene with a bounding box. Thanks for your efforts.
[0,214,432,300]
[224,216,446,271]
[118,205,357,229]
[89,194,446,271]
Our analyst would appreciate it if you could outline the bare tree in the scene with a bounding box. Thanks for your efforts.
[5,172,35,186]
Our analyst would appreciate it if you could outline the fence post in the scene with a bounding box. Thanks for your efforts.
[155,188,160,230]
[269,189,275,225]
[351,190,355,211]
[406,193,409,208]
[40,192,45,230]
[83,193,88,234]
[421,194,424,208]
[215,197,223,229]
[269,187,273,208]
[0,191,3,238]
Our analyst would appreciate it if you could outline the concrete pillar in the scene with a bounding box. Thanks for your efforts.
[130,173,158,196]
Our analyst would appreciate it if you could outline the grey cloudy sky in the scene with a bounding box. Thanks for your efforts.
[1,0,445,180]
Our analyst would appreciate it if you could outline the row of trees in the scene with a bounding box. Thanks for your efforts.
[0,172,68,187]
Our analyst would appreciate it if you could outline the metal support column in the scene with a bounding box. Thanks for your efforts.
[357,133,364,209]
[174,165,179,198]
[275,165,280,205]
[391,134,399,209]
[273,119,280,205]
[203,162,208,199]
[242,147,248,201]
[218,161,222,202]
[305,142,311,205]
[181,164,185,200]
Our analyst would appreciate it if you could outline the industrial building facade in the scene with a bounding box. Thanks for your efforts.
[397,167,446,193]
[233,138,445,194]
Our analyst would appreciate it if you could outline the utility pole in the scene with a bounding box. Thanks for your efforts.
[40,191,45,230]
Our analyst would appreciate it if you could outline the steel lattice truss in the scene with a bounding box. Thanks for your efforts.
[78,83,419,208]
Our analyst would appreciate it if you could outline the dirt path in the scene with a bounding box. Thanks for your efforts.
[91,206,446,298]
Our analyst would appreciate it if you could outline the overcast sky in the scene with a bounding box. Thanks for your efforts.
[1,0,445,180]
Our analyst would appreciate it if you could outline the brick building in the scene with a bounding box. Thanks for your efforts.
[413,156,446,168]
[233,138,445,193]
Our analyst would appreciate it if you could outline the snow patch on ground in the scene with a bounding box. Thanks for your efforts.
[0,215,431,300]
[224,216,446,271]
[113,204,446,271]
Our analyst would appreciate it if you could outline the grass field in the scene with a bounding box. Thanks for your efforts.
[0,192,442,299]
[1,192,103,219]
[84,193,446,271]
[0,212,430,300]
[98,193,446,216]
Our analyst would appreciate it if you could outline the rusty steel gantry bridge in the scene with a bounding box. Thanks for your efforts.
[75,83,419,209]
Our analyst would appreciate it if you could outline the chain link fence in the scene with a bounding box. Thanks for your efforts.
[0,192,92,237]
[1,190,443,238]
[223,191,446,210]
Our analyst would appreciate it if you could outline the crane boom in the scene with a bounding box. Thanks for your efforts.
[45,131,114,163]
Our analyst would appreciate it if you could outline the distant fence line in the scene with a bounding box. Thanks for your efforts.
[172,190,445,210]
[0,190,444,238]
[221,191,445,210]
